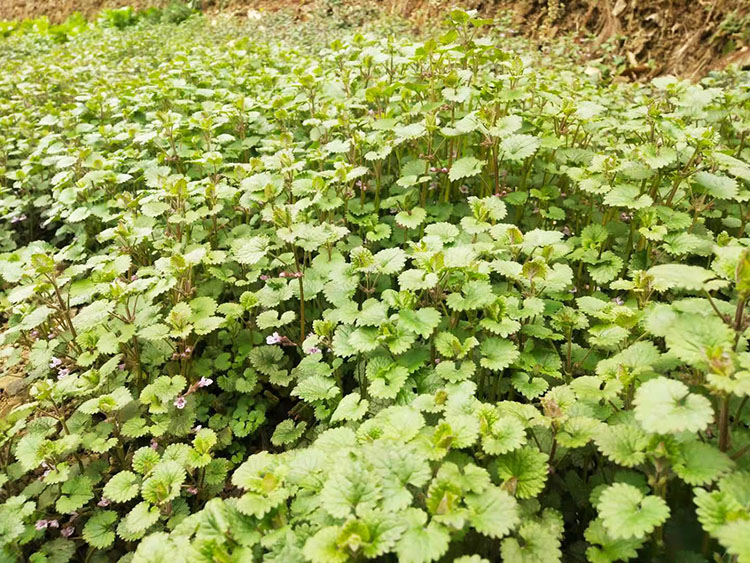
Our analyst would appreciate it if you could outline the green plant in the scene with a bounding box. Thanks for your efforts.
[1,5,750,563]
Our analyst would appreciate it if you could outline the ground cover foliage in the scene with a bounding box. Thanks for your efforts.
[2,7,750,562]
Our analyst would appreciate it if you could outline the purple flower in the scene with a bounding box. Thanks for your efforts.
[187,486,198,495]
[49,357,62,368]
[561,226,571,236]
[61,526,75,538]
[47,333,55,339]
[198,377,213,388]
[11,214,27,224]
[174,396,187,409]
[150,439,159,450]
[306,347,322,355]
[57,368,71,380]
[118,363,126,371]
[266,332,282,345]
[434,358,441,365]
[259,275,269,281]
[35,520,49,530]
[30,330,39,339]
[97,498,110,507]
[612,296,624,305]
[47,520,59,528]
[459,185,469,194]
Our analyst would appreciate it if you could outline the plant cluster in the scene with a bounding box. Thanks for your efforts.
[1,7,750,563]
[0,2,194,43]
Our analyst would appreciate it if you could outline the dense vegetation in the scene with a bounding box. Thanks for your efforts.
[2,6,750,562]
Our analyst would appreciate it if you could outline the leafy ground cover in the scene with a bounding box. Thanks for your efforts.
[1,6,750,562]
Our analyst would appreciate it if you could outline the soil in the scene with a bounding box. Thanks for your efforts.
[0,0,749,79]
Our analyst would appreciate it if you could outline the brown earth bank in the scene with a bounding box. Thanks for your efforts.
[0,0,749,79]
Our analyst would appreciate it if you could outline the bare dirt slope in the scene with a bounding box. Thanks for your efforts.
[1,0,748,79]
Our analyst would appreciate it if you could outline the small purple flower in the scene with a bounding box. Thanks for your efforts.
[31,330,39,339]
[49,357,62,368]
[459,185,469,194]
[612,296,624,305]
[61,526,75,538]
[266,332,282,345]
[11,214,27,224]
[306,347,322,355]
[434,358,441,365]
[41,469,51,480]
[561,226,571,236]
[47,332,55,339]
[174,396,187,409]
[198,377,213,388]
[430,166,437,173]
[118,363,126,371]
[150,439,159,450]
[35,520,49,530]
[441,167,449,174]
[186,486,198,495]
[570,287,578,294]
[260,275,268,281]
[47,520,59,528]
[97,498,110,507]
[57,368,71,380]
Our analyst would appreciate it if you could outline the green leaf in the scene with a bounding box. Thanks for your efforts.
[480,338,519,371]
[449,157,484,182]
[647,264,716,291]
[585,518,645,563]
[395,521,450,563]
[271,420,307,446]
[331,392,369,422]
[672,441,734,485]
[716,520,750,562]
[103,471,141,503]
[501,134,540,161]
[693,171,738,200]
[56,476,94,514]
[594,424,648,467]
[141,461,186,505]
[399,269,438,291]
[399,308,441,338]
[466,487,520,538]
[493,446,549,498]
[395,207,427,229]
[231,235,269,265]
[597,483,670,539]
[482,416,526,455]
[634,376,714,434]
[83,511,118,549]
